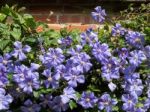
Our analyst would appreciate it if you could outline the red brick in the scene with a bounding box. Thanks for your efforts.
[69,15,81,23]
[34,15,57,23]
[59,15,70,23]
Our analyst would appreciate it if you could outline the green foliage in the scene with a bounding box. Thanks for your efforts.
[119,3,150,31]
[0,4,61,54]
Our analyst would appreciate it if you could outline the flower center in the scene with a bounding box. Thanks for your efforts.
[86,98,90,102]
[53,55,57,59]
[3,60,8,65]
[135,38,141,42]
[104,102,109,105]
[128,100,132,103]
[48,77,52,81]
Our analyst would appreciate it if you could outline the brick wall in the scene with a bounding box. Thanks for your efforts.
[0,0,148,24]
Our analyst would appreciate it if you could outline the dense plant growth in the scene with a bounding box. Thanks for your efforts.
[0,4,149,112]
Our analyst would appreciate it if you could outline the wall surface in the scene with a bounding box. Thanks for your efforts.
[0,0,149,24]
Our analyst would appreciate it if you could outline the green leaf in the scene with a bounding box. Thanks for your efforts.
[25,37,36,43]
[1,5,11,15]
[0,39,11,50]
[23,14,33,19]
[33,91,40,98]
[69,100,77,110]
[113,106,119,111]
[24,14,36,28]
[39,87,52,94]
[0,13,6,22]
[11,28,21,40]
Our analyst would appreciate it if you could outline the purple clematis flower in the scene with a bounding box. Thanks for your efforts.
[125,31,145,49]
[118,48,129,60]
[111,23,126,37]
[58,36,72,46]
[51,96,69,112]
[71,52,92,73]
[0,65,9,87]
[98,93,117,112]
[60,87,77,104]
[0,53,12,66]
[39,94,53,108]
[92,42,111,62]
[91,6,106,23]
[67,45,83,56]
[101,57,120,81]
[121,94,138,111]
[80,28,98,46]
[30,63,40,71]
[11,41,31,61]
[67,49,92,74]
[78,92,98,109]
[128,50,146,67]
[13,65,28,83]
[64,68,85,87]
[124,78,143,98]
[21,99,41,112]
[39,48,64,67]
[55,64,67,80]
[42,69,59,89]
[15,67,40,93]
[0,88,13,110]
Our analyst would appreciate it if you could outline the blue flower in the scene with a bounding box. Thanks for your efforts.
[42,69,59,89]
[40,48,64,67]
[67,45,83,56]
[13,65,27,83]
[128,50,146,67]
[91,6,106,23]
[13,65,40,93]
[74,52,92,73]
[125,31,145,49]
[68,51,92,73]
[11,41,31,61]
[19,71,40,93]
[98,93,117,112]
[78,92,98,109]
[55,64,67,80]
[0,65,9,87]
[124,72,139,84]
[125,78,143,98]
[92,42,111,62]
[80,28,98,46]
[39,94,53,108]
[121,94,138,111]
[51,96,69,112]
[111,23,126,37]
[0,88,13,110]
[21,99,41,112]
[30,63,40,71]
[64,68,85,87]
[118,48,129,60]
[58,36,72,46]
[101,57,120,81]
[0,53,12,66]
[60,87,77,104]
